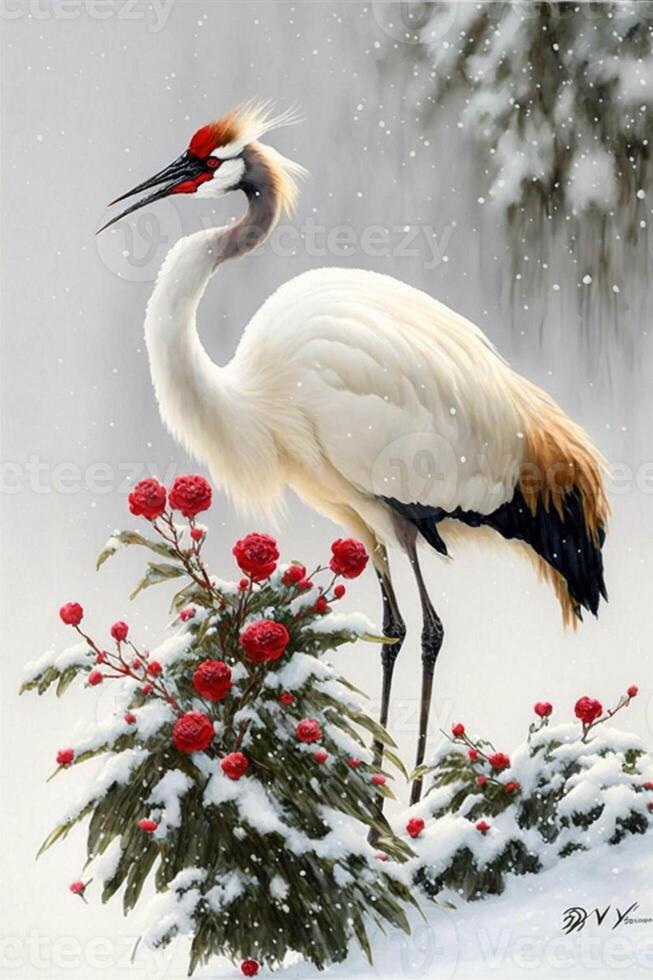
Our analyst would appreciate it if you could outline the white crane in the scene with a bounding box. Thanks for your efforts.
[100,103,609,803]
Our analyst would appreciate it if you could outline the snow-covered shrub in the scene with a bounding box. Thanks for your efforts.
[401,691,653,902]
[22,475,416,976]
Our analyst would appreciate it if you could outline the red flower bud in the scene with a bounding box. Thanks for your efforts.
[128,478,167,520]
[534,701,553,717]
[57,748,74,766]
[333,584,346,599]
[193,660,232,702]
[233,532,279,581]
[146,660,163,677]
[468,748,479,762]
[221,752,249,781]
[295,719,322,744]
[190,527,205,542]
[179,606,196,622]
[59,602,83,626]
[314,750,329,764]
[124,712,137,725]
[504,781,520,794]
[315,596,328,614]
[371,774,386,786]
[406,817,425,839]
[96,651,108,664]
[348,758,361,769]
[279,691,295,706]
[111,621,129,642]
[241,961,259,977]
[282,563,306,586]
[574,696,603,725]
[329,538,368,579]
[87,670,103,686]
[69,881,86,895]
[238,578,250,592]
[451,722,465,738]
[376,853,388,862]
[643,781,653,790]
[169,474,212,518]
[477,775,488,787]
[627,685,638,698]
[138,818,158,833]
[476,820,491,834]
[298,578,313,591]
[141,682,153,696]
[488,752,510,771]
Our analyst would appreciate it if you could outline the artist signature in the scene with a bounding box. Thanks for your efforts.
[562,903,652,934]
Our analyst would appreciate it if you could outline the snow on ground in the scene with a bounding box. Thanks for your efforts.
[194,834,653,980]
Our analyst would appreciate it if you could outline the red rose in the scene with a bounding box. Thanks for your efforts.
[282,563,306,586]
[468,748,479,762]
[279,691,295,706]
[476,820,491,834]
[333,584,346,599]
[241,962,259,978]
[406,817,425,839]
[221,752,249,781]
[124,713,137,725]
[233,532,279,581]
[111,621,129,642]
[138,818,158,833]
[128,478,167,520]
[488,752,510,771]
[574,696,603,725]
[147,661,163,677]
[314,750,329,764]
[180,606,196,622]
[477,775,487,787]
[295,719,322,744]
[57,748,74,766]
[534,701,553,717]
[69,880,86,895]
[504,781,520,794]
[451,722,465,737]
[239,620,289,663]
[627,685,638,698]
[168,474,212,518]
[371,774,386,786]
[193,660,232,702]
[87,670,103,686]
[329,538,369,579]
[60,602,83,626]
[172,711,214,754]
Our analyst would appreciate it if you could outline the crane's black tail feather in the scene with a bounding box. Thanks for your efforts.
[382,487,607,622]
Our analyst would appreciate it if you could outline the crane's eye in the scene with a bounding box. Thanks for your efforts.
[206,157,221,170]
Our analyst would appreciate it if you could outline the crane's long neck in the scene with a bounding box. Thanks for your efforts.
[143,168,279,474]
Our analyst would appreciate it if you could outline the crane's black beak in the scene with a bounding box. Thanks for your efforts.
[97,152,205,234]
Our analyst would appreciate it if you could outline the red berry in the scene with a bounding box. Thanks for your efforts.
[241,961,259,977]
[239,619,289,663]
[138,818,158,833]
[69,881,85,895]
[238,578,250,592]
[193,660,232,702]
[295,719,322,744]
[643,782,653,790]
[314,750,329,764]
[451,723,465,738]
[488,752,510,771]
[406,817,425,839]
[476,820,491,834]
[468,748,479,762]
[87,670,103,686]
[169,474,212,518]
[131,656,142,670]
[124,713,137,725]
[111,621,129,642]
[128,478,167,520]
[371,774,386,786]
[348,758,361,769]
[574,696,603,725]
[376,853,388,862]
[315,596,328,614]
[477,775,488,787]
[179,606,196,622]
[147,660,163,677]
[172,712,214,754]
[190,527,205,542]
[96,651,108,664]
[504,781,520,794]
[627,685,639,698]
[232,532,279,581]
[534,701,553,717]
[329,538,368,579]
[221,752,249,781]
[333,584,346,599]
[59,602,83,626]
[279,691,295,706]
[282,563,306,586]
[141,682,154,696]
[57,748,74,766]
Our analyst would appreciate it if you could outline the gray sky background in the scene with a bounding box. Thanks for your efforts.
[1,3,652,977]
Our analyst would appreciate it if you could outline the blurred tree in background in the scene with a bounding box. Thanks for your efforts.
[376,1,653,363]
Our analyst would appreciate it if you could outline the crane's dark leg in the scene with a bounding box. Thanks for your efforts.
[374,559,406,764]
[407,538,444,806]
